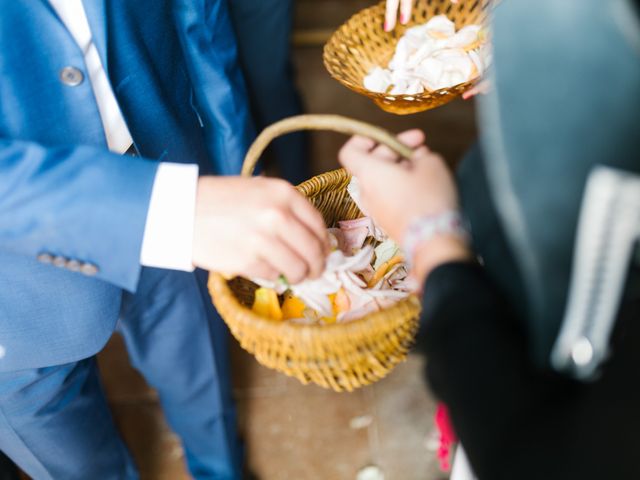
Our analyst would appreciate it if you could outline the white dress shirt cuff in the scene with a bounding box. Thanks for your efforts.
[140,162,199,271]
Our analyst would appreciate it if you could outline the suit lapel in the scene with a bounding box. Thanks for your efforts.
[38,0,109,68]
[81,0,109,68]
[38,0,69,31]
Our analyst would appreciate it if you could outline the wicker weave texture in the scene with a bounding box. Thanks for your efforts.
[323,0,490,115]
[208,115,421,392]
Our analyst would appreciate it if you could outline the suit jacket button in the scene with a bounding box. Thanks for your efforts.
[59,66,84,86]
[37,253,54,264]
[67,260,81,272]
[80,263,99,276]
[52,255,67,268]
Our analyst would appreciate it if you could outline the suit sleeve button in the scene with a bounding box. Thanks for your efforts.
[66,260,81,272]
[52,255,67,268]
[80,263,99,276]
[37,253,54,264]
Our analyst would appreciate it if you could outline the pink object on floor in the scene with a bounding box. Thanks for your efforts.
[435,403,457,471]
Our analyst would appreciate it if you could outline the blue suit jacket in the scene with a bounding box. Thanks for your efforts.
[0,0,253,371]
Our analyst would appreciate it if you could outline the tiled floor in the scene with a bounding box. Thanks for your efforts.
[99,335,448,480]
[97,1,478,479]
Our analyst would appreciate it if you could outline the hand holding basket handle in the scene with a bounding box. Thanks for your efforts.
[338,129,472,285]
[240,114,414,176]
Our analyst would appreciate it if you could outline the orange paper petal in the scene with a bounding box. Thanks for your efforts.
[252,288,283,321]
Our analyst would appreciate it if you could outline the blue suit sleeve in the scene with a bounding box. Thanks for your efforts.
[0,138,158,292]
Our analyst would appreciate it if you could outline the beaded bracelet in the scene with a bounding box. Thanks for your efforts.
[402,211,469,269]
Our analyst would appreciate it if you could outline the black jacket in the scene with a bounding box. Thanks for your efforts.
[419,262,640,479]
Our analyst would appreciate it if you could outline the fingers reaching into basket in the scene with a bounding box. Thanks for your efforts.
[385,0,459,31]
[191,176,329,283]
[339,130,471,283]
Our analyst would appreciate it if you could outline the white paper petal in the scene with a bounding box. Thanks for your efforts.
[424,15,456,38]
[446,25,481,49]
[363,66,392,93]
[468,49,484,77]
[373,239,400,271]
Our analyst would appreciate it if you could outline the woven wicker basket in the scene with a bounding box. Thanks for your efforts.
[324,0,491,115]
[208,114,422,392]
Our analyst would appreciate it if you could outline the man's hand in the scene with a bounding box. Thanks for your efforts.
[385,0,458,31]
[192,177,329,283]
[338,130,470,283]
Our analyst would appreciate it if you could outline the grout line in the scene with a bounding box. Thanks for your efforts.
[364,385,382,467]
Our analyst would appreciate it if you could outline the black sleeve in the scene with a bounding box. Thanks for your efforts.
[418,262,640,480]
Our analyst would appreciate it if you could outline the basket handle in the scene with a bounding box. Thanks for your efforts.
[241,114,415,177]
